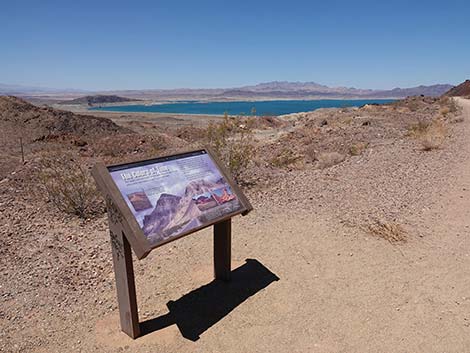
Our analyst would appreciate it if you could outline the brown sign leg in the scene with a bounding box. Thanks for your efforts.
[109,224,141,338]
[214,219,232,281]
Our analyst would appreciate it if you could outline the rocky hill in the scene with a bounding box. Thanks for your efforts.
[60,95,139,106]
[0,95,125,140]
[444,80,470,97]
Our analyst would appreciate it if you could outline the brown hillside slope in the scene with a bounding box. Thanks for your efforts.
[0,96,130,179]
[444,80,470,97]
[0,95,126,140]
[0,96,185,180]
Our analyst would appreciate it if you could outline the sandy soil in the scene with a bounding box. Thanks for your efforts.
[2,98,470,352]
[92,98,470,353]
[87,110,225,131]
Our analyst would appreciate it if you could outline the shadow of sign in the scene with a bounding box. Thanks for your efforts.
[140,259,280,341]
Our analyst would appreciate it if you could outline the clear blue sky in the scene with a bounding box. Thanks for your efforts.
[1,0,469,90]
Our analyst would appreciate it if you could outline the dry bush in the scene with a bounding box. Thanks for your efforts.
[304,144,318,163]
[366,219,407,243]
[439,106,451,117]
[439,96,459,115]
[349,142,369,156]
[206,113,256,182]
[407,119,431,138]
[37,154,104,218]
[317,152,346,169]
[407,119,448,150]
[419,120,448,151]
[270,148,302,168]
[342,116,353,125]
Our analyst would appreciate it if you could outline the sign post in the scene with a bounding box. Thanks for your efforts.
[214,219,231,281]
[108,214,140,338]
[92,149,252,339]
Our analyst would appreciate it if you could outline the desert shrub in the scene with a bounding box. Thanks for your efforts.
[37,154,104,218]
[407,100,420,112]
[439,96,459,114]
[349,142,369,156]
[407,119,431,138]
[342,116,353,125]
[304,144,318,163]
[419,120,447,151]
[407,118,447,150]
[206,113,256,182]
[439,106,451,117]
[270,148,302,168]
[366,219,407,243]
[317,152,346,169]
[420,124,447,151]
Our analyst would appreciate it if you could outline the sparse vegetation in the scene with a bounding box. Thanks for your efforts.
[420,122,447,151]
[407,119,448,151]
[438,96,459,116]
[270,148,302,168]
[366,219,408,243]
[439,106,451,117]
[407,119,431,138]
[317,151,346,169]
[37,154,104,218]
[349,142,369,156]
[206,113,256,182]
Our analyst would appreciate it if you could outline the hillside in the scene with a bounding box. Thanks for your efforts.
[444,79,470,97]
[0,96,124,139]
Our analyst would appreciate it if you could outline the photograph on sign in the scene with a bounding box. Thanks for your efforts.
[107,151,244,246]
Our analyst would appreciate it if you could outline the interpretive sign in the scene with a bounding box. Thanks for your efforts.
[107,149,248,248]
[92,148,252,339]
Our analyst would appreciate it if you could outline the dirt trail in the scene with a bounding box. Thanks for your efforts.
[7,99,470,353]
[67,98,470,353]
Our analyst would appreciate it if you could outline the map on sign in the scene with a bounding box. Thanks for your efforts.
[108,150,243,246]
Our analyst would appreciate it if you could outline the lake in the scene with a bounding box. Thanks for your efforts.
[90,99,396,116]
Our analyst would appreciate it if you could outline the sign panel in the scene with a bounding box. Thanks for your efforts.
[106,150,249,247]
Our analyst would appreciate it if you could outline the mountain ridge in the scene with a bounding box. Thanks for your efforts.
[0,81,455,100]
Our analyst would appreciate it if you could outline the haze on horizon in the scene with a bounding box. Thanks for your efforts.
[1,0,469,91]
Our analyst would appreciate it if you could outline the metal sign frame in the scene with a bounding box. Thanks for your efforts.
[92,148,252,338]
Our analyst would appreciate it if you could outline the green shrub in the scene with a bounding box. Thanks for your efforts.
[38,154,103,218]
[206,113,256,182]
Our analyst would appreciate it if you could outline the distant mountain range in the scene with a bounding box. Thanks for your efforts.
[0,81,455,101]
[215,81,453,99]
[0,83,87,95]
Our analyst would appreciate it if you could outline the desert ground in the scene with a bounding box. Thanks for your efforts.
[1,95,470,352]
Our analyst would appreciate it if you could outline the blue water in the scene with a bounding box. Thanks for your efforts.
[90,99,395,116]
